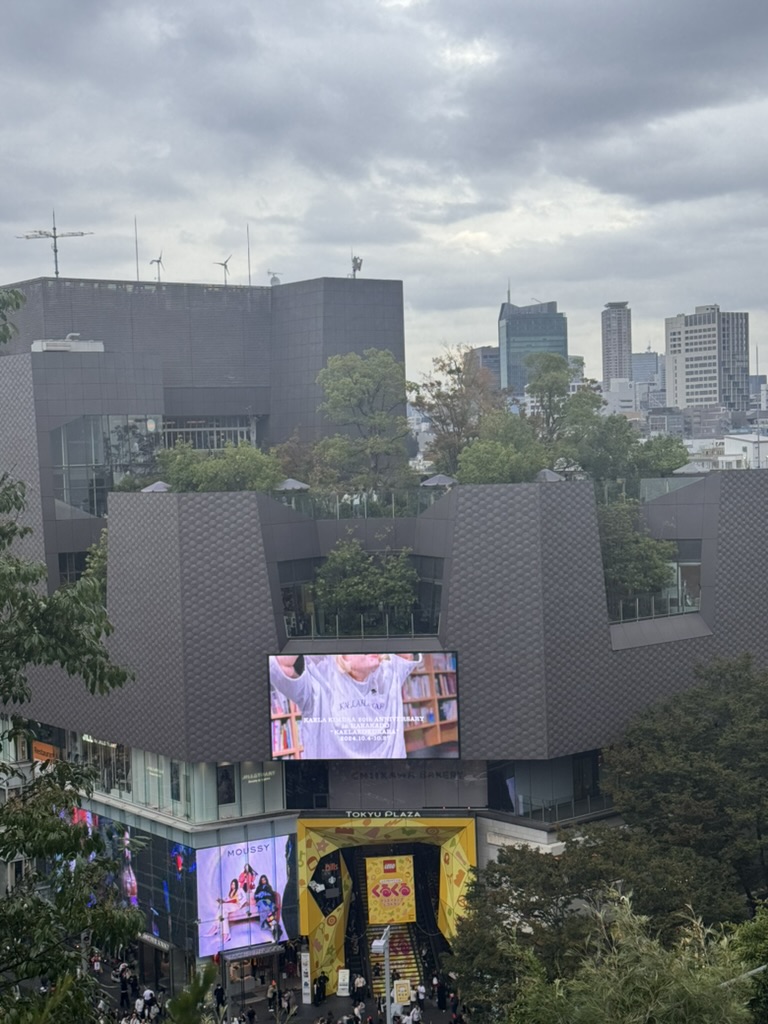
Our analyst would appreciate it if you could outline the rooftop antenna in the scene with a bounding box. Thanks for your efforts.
[134,216,140,282]
[268,270,282,286]
[214,254,232,286]
[351,253,363,279]
[507,278,511,303]
[531,297,544,304]
[149,251,164,283]
[17,210,93,278]
[246,225,252,286]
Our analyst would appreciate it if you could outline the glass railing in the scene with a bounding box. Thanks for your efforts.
[607,588,700,624]
[516,792,614,824]
[270,488,450,520]
[284,609,441,638]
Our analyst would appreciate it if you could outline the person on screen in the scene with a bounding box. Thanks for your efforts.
[270,653,422,759]
[239,863,256,894]
[207,878,241,942]
[255,873,277,927]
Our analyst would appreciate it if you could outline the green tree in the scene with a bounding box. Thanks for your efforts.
[0,469,142,1019]
[604,654,768,910]
[0,288,25,345]
[634,434,690,477]
[730,905,768,1022]
[447,891,544,1024]
[449,826,742,986]
[597,499,674,601]
[523,898,751,1024]
[575,415,640,484]
[409,346,507,476]
[0,475,130,701]
[313,538,417,631]
[316,348,413,489]
[166,963,219,1023]
[523,353,573,448]
[158,441,283,493]
[457,440,543,484]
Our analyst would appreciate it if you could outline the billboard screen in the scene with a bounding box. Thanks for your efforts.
[196,835,295,957]
[269,652,459,760]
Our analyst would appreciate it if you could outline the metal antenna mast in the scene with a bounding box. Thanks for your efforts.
[17,210,93,277]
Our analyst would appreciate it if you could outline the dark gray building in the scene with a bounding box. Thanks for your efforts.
[0,275,405,586]
[5,275,768,993]
[498,300,568,396]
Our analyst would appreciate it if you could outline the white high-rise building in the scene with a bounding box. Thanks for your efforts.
[601,302,632,388]
[665,304,749,411]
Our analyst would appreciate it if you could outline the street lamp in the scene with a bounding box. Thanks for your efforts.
[371,927,391,1024]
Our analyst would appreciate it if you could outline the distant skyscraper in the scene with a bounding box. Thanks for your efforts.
[498,300,568,395]
[632,349,661,383]
[666,304,749,411]
[601,302,632,387]
[465,345,501,389]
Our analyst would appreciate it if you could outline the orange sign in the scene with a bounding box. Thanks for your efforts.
[32,741,57,762]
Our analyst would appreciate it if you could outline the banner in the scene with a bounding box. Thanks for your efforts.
[301,952,311,1005]
[337,969,350,998]
[365,855,416,925]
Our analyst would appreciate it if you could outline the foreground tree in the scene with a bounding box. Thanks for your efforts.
[447,898,544,1024]
[523,898,750,1024]
[450,825,743,984]
[0,471,142,1020]
[604,654,768,909]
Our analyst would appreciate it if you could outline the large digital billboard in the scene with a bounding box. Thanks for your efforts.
[269,652,459,760]
[196,835,295,957]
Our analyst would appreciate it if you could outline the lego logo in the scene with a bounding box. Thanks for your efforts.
[383,860,396,872]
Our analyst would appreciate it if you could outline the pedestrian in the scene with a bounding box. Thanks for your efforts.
[214,983,226,1013]
[267,979,277,1011]
[437,981,447,1012]
[246,1007,256,1024]
[416,982,425,1010]
[431,974,438,1001]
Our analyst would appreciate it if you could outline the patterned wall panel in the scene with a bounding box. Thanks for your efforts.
[0,355,46,563]
[440,485,550,759]
[177,492,279,762]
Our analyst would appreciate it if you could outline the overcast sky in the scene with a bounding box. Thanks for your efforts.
[2,0,768,380]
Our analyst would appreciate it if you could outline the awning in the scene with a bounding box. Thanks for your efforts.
[222,942,282,962]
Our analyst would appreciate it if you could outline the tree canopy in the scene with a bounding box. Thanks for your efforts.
[409,346,507,476]
[313,537,418,632]
[157,440,284,493]
[522,898,751,1024]
[603,654,768,909]
[597,498,675,601]
[316,348,413,490]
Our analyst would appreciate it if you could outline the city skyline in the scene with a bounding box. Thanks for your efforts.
[1,1,768,381]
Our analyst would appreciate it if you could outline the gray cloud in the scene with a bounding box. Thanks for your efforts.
[2,0,768,377]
